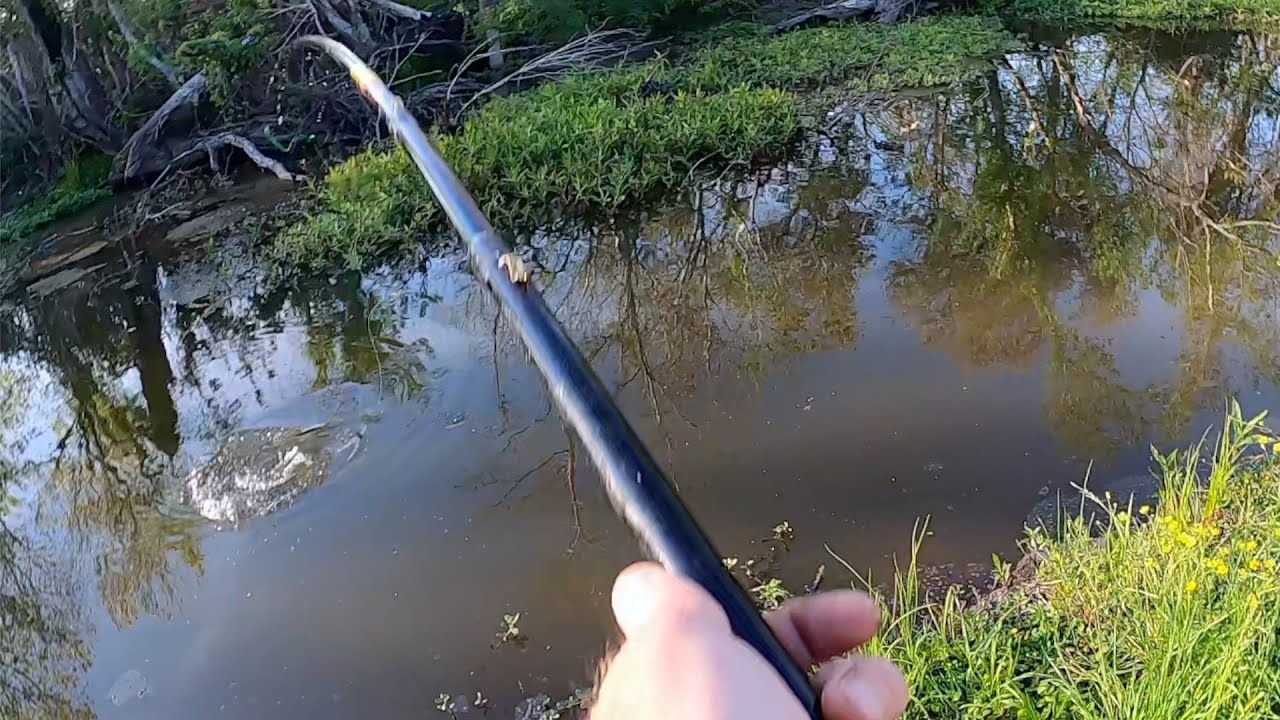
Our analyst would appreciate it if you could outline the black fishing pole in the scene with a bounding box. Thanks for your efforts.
[299,36,820,718]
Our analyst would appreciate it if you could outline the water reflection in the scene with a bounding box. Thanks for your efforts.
[874,29,1280,458]
[0,26,1277,720]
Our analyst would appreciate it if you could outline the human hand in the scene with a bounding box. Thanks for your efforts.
[590,562,908,720]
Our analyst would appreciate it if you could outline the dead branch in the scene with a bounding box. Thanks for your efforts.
[772,0,877,32]
[362,0,432,21]
[105,0,180,87]
[310,0,371,51]
[458,28,650,117]
[205,133,299,181]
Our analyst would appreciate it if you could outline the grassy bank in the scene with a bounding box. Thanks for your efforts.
[275,16,1016,269]
[0,154,112,245]
[864,404,1280,719]
[982,0,1280,27]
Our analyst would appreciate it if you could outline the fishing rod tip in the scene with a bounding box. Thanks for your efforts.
[294,35,385,104]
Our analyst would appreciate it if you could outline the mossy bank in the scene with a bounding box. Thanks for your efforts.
[275,16,1017,269]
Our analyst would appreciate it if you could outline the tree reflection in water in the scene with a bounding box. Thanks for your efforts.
[0,26,1276,719]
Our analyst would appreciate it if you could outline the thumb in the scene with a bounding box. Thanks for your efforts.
[611,562,731,639]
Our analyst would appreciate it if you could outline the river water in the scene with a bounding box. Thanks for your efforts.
[2,27,1278,720]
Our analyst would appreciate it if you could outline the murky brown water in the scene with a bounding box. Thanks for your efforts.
[3,27,1279,720]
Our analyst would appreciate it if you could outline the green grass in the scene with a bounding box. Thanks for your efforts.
[981,0,1280,27]
[0,153,113,245]
[276,16,1015,269]
[861,402,1280,719]
[478,0,755,45]
[683,16,1020,92]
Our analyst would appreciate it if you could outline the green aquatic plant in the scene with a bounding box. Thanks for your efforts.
[496,611,523,644]
[752,577,793,610]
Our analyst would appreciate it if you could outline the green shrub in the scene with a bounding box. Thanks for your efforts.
[175,0,271,105]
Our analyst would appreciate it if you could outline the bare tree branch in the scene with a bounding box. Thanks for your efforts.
[105,0,180,88]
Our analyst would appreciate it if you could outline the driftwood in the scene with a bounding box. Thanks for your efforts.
[196,133,299,182]
[772,0,877,32]
[771,0,924,31]
[457,28,649,116]
[143,131,299,191]
[363,0,432,21]
[111,73,207,184]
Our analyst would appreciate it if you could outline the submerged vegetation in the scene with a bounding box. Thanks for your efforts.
[866,405,1280,719]
[277,16,1015,268]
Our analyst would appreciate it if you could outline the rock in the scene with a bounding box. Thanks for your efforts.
[788,209,815,239]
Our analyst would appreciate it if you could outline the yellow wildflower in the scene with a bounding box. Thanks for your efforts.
[1185,580,1198,593]
[1244,540,1259,552]
[1115,512,1130,525]
[1178,532,1198,548]
[1273,441,1280,455]
[1265,559,1277,571]
[1139,505,1151,515]
[1217,546,1231,557]
[1210,559,1229,576]
[1249,594,1261,611]
[1250,559,1263,572]
[1209,525,1222,537]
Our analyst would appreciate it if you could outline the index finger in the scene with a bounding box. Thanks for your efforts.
[764,590,881,668]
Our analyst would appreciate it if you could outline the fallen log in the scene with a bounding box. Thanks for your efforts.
[771,0,878,32]
[772,0,926,31]
[111,73,207,185]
